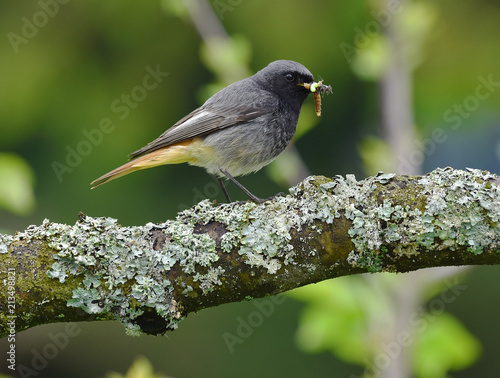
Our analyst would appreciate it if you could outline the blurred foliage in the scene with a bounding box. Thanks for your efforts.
[104,356,171,378]
[289,275,481,377]
[289,277,374,364]
[413,312,481,378]
[0,153,35,216]
[359,135,395,175]
[198,35,253,94]
[351,1,438,81]
[0,0,499,377]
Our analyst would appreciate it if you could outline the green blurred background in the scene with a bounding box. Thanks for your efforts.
[1,0,499,377]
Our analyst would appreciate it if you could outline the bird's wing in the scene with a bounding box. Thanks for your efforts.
[129,85,277,160]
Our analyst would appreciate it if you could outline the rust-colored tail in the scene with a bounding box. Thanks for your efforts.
[91,140,197,189]
[91,158,144,189]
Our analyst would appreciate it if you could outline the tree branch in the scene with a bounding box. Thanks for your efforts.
[1,167,499,337]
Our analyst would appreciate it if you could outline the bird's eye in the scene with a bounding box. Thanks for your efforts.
[285,73,295,82]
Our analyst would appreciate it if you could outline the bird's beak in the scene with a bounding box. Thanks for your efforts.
[298,82,322,93]
[298,82,313,91]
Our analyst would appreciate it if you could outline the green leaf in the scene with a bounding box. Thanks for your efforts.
[289,277,380,364]
[0,153,35,215]
[290,274,482,378]
[359,135,396,175]
[413,312,481,378]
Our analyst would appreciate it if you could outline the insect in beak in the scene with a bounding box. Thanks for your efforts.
[298,81,333,117]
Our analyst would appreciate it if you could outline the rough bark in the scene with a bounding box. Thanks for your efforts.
[1,167,499,337]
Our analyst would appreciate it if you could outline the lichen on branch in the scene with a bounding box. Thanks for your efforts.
[1,167,499,337]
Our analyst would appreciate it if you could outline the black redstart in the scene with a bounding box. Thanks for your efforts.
[91,60,331,203]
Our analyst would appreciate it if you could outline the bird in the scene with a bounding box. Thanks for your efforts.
[91,60,326,203]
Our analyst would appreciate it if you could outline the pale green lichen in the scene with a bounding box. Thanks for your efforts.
[0,234,13,253]
[195,266,225,294]
[40,217,180,330]
[37,193,322,333]
[166,220,218,273]
[183,196,307,274]
[293,167,500,271]
[124,322,143,337]
[347,250,383,273]
[27,212,219,333]
[418,168,500,255]
[2,167,498,335]
[67,287,102,313]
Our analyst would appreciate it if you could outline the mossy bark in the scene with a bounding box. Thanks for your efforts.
[1,168,499,337]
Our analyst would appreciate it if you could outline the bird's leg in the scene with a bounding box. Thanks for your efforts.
[220,169,267,204]
[217,176,232,203]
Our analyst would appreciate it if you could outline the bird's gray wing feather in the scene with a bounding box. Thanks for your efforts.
[128,80,277,159]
